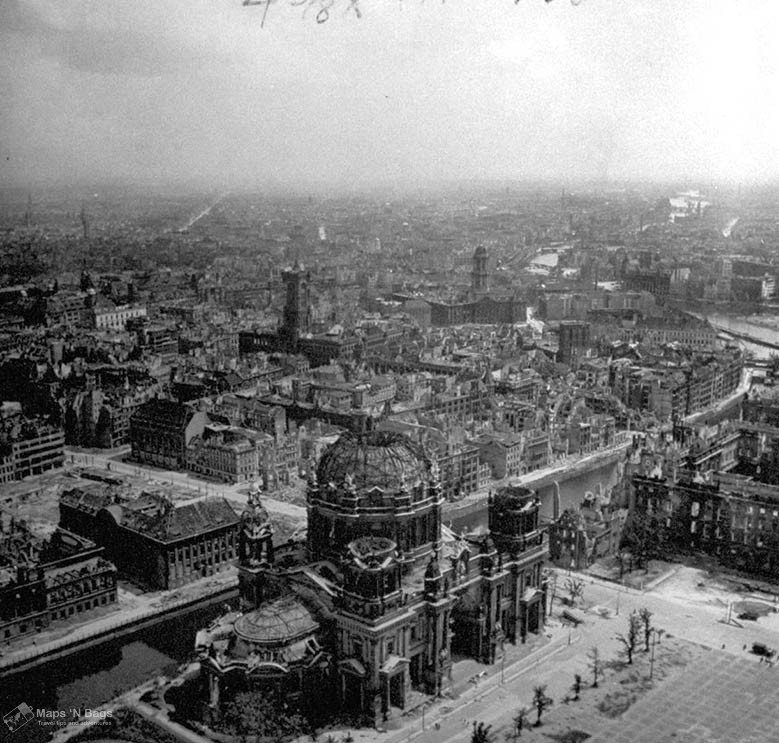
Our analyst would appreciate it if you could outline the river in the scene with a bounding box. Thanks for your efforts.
[722,217,739,237]
[447,458,623,533]
[703,311,779,360]
[1,603,225,721]
[530,252,559,269]
[669,191,710,222]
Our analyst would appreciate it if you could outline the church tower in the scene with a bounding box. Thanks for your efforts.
[237,484,275,609]
[472,245,488,295]
[80,203,90,241]
[281,263,312,350]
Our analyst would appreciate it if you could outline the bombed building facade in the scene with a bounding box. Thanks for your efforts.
[59,485,240,591]
[0,514,117,643]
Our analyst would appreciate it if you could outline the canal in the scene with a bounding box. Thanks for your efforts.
[446,458,624,533]
[1,602,227,720]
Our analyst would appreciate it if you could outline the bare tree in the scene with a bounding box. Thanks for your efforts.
[564,577,585,606]
[504,708,530,741]
[471,721,494,743]
[532,685,554,727]
[616,610,642,664]
[587,646,602,687]
[639,607,654,652]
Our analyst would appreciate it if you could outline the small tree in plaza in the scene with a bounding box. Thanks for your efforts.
[616,610,642,664]
[532,685,554,727]
[564,577,585,606]
[504,708,530,741]
[639,607,654,651]
[587,646,603,687]
[471,721,494,743]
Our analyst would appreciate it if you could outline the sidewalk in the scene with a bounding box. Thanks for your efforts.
[377,620,579,743]
[550,567,646,598]
[132,701,214,743]
[580,561,681,594]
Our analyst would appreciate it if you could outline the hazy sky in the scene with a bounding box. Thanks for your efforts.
[2,0,779,189]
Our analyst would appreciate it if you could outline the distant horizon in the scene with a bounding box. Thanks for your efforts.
[0,176,769,202]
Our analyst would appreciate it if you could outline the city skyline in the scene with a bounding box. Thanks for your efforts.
[2,0,779,190]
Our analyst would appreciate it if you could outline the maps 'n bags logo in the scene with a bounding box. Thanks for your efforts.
[3,703,35,733]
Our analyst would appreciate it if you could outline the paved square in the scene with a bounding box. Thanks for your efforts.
[512,644,779,743]
[593,651,779,743]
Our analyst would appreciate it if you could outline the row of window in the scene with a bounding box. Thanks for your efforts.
[168,536,237,566]
[48,574,115,606]
[2,592,116,639]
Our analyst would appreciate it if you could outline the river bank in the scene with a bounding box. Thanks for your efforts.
[0,600,229,730]
[0,571,237,677]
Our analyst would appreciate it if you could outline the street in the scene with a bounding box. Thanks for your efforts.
[64,446,307,521]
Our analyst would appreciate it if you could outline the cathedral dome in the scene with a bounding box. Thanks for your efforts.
[308,430,441,566]
[316,431,430,493]
[199,597,324,673]
[234,596,319,648]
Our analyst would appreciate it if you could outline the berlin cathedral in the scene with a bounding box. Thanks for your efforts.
[195,431,548,727]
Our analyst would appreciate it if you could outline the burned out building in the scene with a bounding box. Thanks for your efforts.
[59,485,240,590]
[630,415,779,576]
[129,398,208,470]
[0,515,117,643]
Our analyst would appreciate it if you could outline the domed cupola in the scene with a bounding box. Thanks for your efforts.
[307,431,442,566]
[488,484,542,557]
[197,596,328,712]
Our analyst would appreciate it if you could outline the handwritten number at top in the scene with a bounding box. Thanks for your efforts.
[245,0,582,28]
